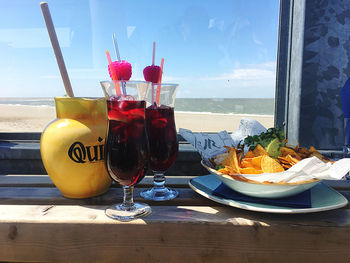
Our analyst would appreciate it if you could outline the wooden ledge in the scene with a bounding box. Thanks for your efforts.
[1,205,350,263]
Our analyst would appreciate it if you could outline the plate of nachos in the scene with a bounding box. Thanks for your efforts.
[202,128,333,198]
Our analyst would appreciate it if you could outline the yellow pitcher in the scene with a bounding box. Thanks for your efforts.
[40,97,112,198]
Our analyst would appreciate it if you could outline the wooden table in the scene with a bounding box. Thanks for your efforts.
[1,174,350,263]
[1,134,350,262]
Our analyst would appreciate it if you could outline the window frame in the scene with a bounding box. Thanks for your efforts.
[3,0,344,175]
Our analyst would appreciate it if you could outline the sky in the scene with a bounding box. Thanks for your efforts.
[0,0,279,98]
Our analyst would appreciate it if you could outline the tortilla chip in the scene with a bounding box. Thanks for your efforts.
[218,166,238,175]
[280,147,302,160]
[296,147,309,155]
[231,148,241,173]
[309,146,317,153]
[221,150,235,167]
[244,150,255,158]
[251,156,263,168]
[309,151,330,163]
[261,155,285,173]
[281,163,292,169]
[253,144,268,156]
[239,167,263,174]
[221,147,241,173]
[241,156,263,170]
[213,141,329,176]
[241,159,252,168]
[285,154,300,165]
[277,156,290,164]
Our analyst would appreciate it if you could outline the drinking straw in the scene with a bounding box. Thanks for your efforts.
[151,84,155,106]
[112,34,126,95]
[155,58,164,106]
[150,42,156,105]
[106,51,122,96]
[152,42,156,65]
[112,33,121,61]
[40,2,74,97]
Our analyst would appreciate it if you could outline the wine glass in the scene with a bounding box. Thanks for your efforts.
[140,83,179,201]
[100,80,152,221]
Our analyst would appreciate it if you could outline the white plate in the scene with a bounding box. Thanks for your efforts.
[189,174,348,214]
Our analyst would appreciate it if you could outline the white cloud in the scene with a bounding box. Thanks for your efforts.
[217,20,225,32]
[230,19,250,37]
[40,75,60,79]
[162,75,187,82]
[219,68,274,80]
[35,63,276,98]
[208,18,224,31]
[127,26,136,38]
[155,62,277,97]
[257,61,276,69]
[208,19,215,29]
[0,27,72,48]
[40,68,106,81]
[200,61,276,81]
[161,62,277,98]
[252,34,263,45]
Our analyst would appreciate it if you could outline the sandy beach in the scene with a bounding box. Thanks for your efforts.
[0,104,274,133]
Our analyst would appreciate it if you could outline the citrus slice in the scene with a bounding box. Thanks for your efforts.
[266,138,282,158]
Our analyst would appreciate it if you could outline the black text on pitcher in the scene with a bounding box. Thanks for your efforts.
[68,141,104,163]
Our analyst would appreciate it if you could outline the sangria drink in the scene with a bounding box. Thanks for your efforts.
[146,105,178,171]
[106,99,149,186]
[141,83,179,201]
[101,80,151,221]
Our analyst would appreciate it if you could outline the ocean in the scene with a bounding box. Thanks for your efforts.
[0,97,274,115]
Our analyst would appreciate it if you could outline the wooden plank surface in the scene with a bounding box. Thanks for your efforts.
[0,174,195,187]
[1,174,350,189]
[0,187,218,206]
[0,205,350,263]
[0,175,349,207]
[0,174,350,262]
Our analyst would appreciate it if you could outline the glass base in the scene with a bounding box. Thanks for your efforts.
[140,186,178,201]
[105,202,152,221]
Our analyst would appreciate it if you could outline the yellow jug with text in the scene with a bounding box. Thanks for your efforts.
[40,97,111,198]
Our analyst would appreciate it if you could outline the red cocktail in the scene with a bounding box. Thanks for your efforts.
[101,80,152,221]
[106,99,149,186]
[146,106,178,171]
[141,83,179,201]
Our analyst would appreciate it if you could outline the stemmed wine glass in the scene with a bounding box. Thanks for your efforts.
[141,83,179,201]
[101,80,151,221]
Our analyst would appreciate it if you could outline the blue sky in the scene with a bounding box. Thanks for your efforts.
[0,0,279,98]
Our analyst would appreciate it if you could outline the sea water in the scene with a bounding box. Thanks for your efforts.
[0,97,274,116]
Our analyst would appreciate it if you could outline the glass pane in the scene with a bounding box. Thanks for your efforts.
[0,0,279,132]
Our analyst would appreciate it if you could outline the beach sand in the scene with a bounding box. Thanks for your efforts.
[0,104,274,133]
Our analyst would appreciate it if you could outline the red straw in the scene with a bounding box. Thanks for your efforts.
[155,58,164,106]
[106,51,121,96]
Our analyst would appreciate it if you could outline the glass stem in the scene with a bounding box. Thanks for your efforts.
[153,171,166,189]
[122,185,135,211]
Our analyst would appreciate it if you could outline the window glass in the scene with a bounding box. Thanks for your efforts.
[0,0,279,132]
